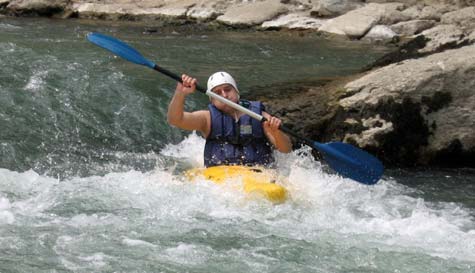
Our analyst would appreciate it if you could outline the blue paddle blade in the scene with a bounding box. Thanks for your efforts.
[87,32,156,69]
[314,142,383,185]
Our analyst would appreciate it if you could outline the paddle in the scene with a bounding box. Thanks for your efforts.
[86,32,384,185]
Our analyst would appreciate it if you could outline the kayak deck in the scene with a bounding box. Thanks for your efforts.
[185,165,287,203]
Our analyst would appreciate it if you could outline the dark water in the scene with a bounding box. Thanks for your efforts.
[0,17,474,273]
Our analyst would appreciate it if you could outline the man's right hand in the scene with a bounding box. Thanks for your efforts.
[175,74,197,95]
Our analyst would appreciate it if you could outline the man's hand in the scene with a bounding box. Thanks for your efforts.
[175,74,197,95]
[263,116,282,133]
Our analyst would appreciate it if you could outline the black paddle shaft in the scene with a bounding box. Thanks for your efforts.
[154,65,207,93]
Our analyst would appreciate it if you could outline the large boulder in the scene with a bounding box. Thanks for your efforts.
[261,13,325,29]
[72,3,140,18]
[152,0,197,17]
[7,0,69,15]
[318,2,409,38]
[312,0,364,17]
[390,19,436,36]
[441,6,475,30]
[401,4,454,21]
[337,45,475,166]
[417,24,466,53]
[362,25,397,41]
[217,0,287,26]
[186,0,227,20]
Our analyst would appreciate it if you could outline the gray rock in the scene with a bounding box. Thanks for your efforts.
[400,4,423,20]
[468,29,475,43]
[390,19,436,36]
[402,4,452,21]
[418,24,465,53]
[217,0,287,26]
[441,6,475,30]
[7,0,69,15]
[419,5,445,20]
[340,45,475,165]
[72,3,140,18]
[261,13,325,29]
[186,2,221,20]
[153,0,197,17]
[319,3,408,38]
[362,25,397,40]
[312,0,364,17]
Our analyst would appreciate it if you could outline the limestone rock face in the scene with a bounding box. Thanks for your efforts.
[339,45,475,166]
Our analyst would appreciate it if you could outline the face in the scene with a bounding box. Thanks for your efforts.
[210,84,239,111]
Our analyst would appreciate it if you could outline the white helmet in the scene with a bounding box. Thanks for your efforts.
[207,71,239,93]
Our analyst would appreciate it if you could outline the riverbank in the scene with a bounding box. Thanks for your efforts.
[1,0,474,167]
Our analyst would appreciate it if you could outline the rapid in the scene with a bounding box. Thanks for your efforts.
[0,17,474,272]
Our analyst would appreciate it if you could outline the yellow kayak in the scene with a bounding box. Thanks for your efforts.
[185,165,288,203]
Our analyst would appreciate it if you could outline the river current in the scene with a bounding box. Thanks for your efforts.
[0,17,474,272]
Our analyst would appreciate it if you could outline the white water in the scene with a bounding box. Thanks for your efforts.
[1,133,474,272]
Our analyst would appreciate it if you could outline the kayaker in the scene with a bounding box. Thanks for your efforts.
[167,71,292,167]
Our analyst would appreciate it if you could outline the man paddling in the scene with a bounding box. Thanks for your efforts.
[167,72,292,167]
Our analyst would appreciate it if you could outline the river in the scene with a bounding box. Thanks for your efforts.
[0,17,474,272]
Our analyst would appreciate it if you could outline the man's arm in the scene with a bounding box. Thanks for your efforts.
[167,75,210,136]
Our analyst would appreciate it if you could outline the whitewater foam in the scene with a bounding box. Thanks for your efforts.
[0,132,474,264]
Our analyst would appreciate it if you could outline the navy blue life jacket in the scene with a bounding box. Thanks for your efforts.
[204,100,274,167]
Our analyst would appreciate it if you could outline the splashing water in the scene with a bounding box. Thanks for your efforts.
[0,18,474,272]
[1,133,474,272]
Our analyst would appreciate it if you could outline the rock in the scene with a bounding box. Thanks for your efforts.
[154,0,197,17]
[318,9,376,37]
[441,6,475,30]
[318,3,408,38]
[72,1,200,20]
[186,8,218,20]
[186,2,221,20]
[282,0,315,12]
[261,13,325,29]
[390,19,436,36]
[339,45,475,166]
[362,25,397,41]
[377,4,411,25]
[311,0,364,17]
[419,5,447,20]
[343,114,394,147]
[72,3,135,17]
[367,35,428,69]
[7,0,69,16]
[401,4,453,21]
[217,0,287,26]
[468,29,475,43]
[400,5,423,20]
[418,24,465,53]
